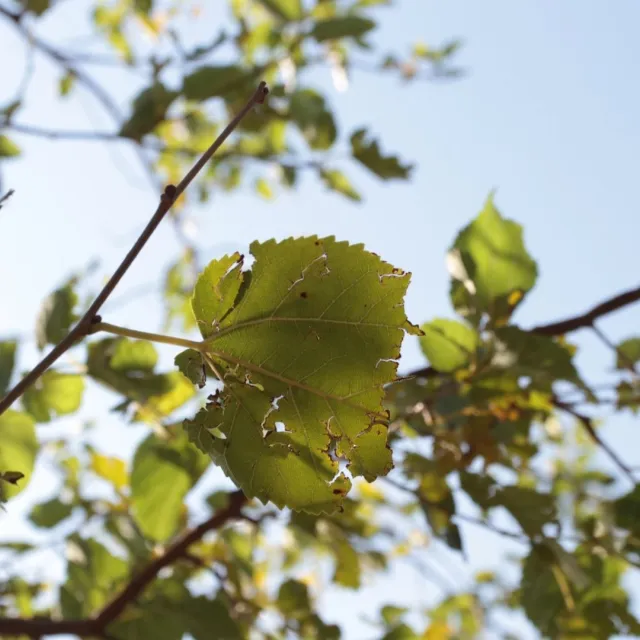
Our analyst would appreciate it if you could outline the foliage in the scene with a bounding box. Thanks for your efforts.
[1,1,640,639]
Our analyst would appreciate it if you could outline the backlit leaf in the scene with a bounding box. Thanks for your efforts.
[23,371,84,423]
[0,135,21,158]
[448,195,538,323]
[311,16,376,42]
[616,337,640,370]
[258,0,303,20]
[35,281,77,349]
[183,65,252,102]
[0,411,37,500]
[120,83,178,141]
[419,318,479,373]
[0,340,17,396]
[30,498,73,528]
[350,129,413,180]
[184,236,419,513]
[319,168,362,202]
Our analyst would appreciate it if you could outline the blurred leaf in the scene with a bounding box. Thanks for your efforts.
[381,605,408,627]
[0,340,17,396]
[30,498,73,528]
[59,70,75,97]
[255,177,274,199]
[350,129,413,180]
[35,281,77,350]
[183,65,252,101]
[20,0,50,15]
[616,337,640,369]
[381,623,419,640]
[277,578,311,619]
[290,89,337,150]
[616,380,640,413]
[120,83,178,141]
[91,453,128,490]
[319,168,361,202]
[175,349,206,388]
[185,237,417,513]
[131,431,208,541]
[419,318,479,373]
[23,371,84,423]
[258,0,303,20]
[448,194,538,323]
[61,537,129,618]
[334,538,361,588]
[311,16,376,42]
[490,486,556,536]
[134,0,152,13]
[0,411,37,500]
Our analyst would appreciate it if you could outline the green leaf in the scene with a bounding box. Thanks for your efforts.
[35,281,77,350]
[614,484,640,532]
[257,0,303,20]
[20,0,50,15]
[61,537,129,618]
[277,579,311,619]
[489,326,581,388]
[59,70,75,97]
[616,337,640,370]
[311,16,377,42]
[290,89,338,150]
[0,340,17,396]
[131,431,208,541]
[134,0,153,14]
[120,82,178,141]
[448,195,538,323]
[175,348,206,388]
[91,453,128,490]
[334,538,361,588]
[419,318,479,373]
[490,486,556,536]
[0,135,21,158]
[319,168,362,202]
[30,498,73,528]
[0,411,37,500]
[182,65,252,102]
[23,371,84,423]
[350,129,413,180]
[87,338,195,422]
[255,177,274,200]
[184,236,419,513]
[381,624,419,640]
[381,605,408,627]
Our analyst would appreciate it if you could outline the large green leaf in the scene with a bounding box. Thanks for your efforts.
[350,129,413,180]
[0,411,37,499]
[311,16,377,42]
[22,371,84,423]
[35,281,77,349]
[0,340,17,396]
[182,236,419,513]
[131,430,209,541]
[419,318,479,373]
[448,195,538,323]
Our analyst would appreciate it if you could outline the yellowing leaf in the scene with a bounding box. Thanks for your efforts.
[183,236,419,513]
[91,454,128,490]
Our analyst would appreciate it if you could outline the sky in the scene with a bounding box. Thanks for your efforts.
[1,1,640,638]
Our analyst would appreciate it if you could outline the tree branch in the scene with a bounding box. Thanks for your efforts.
[409,283,640,379]
[0,491,247,638]
[0,81,268,416]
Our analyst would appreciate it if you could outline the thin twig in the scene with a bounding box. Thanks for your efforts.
[0,188,15,209]
[409,283,640,379]
[0,491,247,638]
[591,322,639,375]
[0,82,268,416]
[554,399,636,484]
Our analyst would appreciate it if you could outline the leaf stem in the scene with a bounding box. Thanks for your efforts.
[91,322,203,352]
[0,81,269,417]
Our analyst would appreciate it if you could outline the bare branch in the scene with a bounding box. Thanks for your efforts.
[0,82,269,416]
[0,491,247,638]
[409,283,640,379]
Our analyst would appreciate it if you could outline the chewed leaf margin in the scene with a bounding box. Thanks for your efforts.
[178,236,421,513]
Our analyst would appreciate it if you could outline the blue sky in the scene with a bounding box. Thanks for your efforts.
[1,1,640,638]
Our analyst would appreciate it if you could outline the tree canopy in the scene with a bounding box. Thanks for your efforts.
[1,1,640,639]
